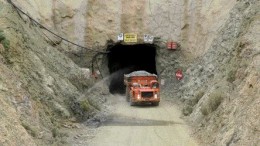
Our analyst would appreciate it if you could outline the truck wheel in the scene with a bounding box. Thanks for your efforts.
[125,88,130,102]
[130,101,135,106]
[152,102,159,106]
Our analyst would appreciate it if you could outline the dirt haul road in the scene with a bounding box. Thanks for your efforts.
[87,95,199,146]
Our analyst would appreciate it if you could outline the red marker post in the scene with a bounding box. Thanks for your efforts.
[92,71,98,79]
[175,69,183,80]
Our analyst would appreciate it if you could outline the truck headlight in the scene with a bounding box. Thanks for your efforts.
[154,94,157,99]
[137,94,141,99]
[152,83,159,88]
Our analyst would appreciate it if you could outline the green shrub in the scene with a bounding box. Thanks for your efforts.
[182,90,205,116]
[193,90,205,105]
[200,91,223,116]
[187,90,205,107]
[200,105,209,116]
[0,30,10,49]
[52,127,58,138]
[227,69,236,83]
[209,92,223,111]
[2,39,10,49]
[21,122,37,137]
[0,30,5,41]
[52,127,68,139]
[182,105,193,116]
[80,100,91,112]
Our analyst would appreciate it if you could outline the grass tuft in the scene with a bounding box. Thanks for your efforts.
[200,91,223,116]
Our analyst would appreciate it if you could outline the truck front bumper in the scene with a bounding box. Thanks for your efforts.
[131,97,160,103]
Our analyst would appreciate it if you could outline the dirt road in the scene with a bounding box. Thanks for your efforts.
[87,95,199,146]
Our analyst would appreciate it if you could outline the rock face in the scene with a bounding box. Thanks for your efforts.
[0,1,102,145]
[10,0,238,57]
[9,0,240,65]
[0,0,259,146]
[166,1,260,146]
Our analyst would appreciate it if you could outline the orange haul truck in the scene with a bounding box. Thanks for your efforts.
[124,71,160,106]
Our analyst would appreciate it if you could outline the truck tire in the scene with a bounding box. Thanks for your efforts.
[152,102,159,106]
[129,92,135,106]
[130,102,135,106]
[130,100,135,106]
[125,88,130,102]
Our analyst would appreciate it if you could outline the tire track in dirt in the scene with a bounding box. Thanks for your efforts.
[87,95,199,146]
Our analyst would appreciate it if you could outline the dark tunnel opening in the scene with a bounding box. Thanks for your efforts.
[107,43,157,94]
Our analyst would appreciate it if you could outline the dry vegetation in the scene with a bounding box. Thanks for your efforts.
[200,91,224,116]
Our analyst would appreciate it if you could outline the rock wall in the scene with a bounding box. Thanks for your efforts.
[11,0,239,56]
[10,0,241,65]
[181,0,236,58]
[0,1,105,145]
[171,1,260,146]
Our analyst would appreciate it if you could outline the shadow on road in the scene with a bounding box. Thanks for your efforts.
[101,114,183,126]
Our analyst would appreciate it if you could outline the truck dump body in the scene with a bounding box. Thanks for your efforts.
[124,71,160,106]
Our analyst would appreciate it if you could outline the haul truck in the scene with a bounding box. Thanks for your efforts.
[124,71,160,106]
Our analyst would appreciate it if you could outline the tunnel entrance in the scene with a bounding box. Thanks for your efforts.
[107,43,157,94]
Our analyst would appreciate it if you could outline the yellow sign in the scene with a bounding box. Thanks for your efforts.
[124,33,137,43]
